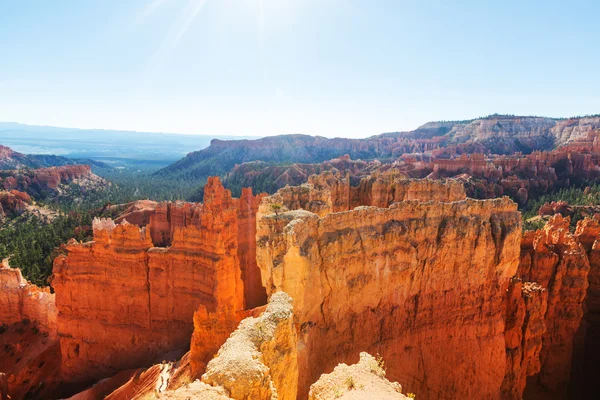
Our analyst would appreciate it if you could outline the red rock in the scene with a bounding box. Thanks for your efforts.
[538,201,573,216]
[0,259,57,337]
[501,279,547,398]
[1,165,99,194]
[0,190,30,218]
[572,218,600,396]
[518,215,590,396]
[51,178,265,386]
[257,176,523,399]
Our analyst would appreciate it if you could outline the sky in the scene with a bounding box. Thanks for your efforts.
[1,0,599,138]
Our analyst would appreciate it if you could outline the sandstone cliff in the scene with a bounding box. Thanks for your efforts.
[0,260,60,400]
[51,177,264,386]
[0,190,31,219]
[518,215,590,396]
[258,169,465,218]
[218,129,600,211]
[0,164,105,202]
[0,259,56,337]
[501,279,547,398]
[256,174,523,399]
[572,218,600,397]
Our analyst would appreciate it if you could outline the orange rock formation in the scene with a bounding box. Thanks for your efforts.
[256,174,524,399]
[51,177,265,387]
[4,172,600,399]
[518,215,590,396]
[1,165,94,192]
[0,190,31,219]
[0,261,60,399]
[0,259,57,337]
[255,172,598,399]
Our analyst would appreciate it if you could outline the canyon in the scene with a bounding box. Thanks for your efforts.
[222,129,600,207]
[157,115,600,182]
[0,173,598,399]
[0,163,107,212]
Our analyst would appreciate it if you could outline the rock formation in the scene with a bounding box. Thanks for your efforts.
[214,128,600,211]
[572,218,600,397]
[518,215,590,396]
[538,200,573,216]
[501,279,547,398]
[308,352,407,400]
[4,169,600,399]
[0,259,57,336]
[156,115,600,182]
[0,260,60,400]
[256,173,523,399]
[259,169,466,218]
[51,177,265,386]
[0,164,106,203]
[200,292,298,400]
[0,190,31,219]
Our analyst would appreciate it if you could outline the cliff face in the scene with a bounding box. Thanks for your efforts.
[1,165,93,191]
[518,215,590,396]
[0,164,105,203]
[0,260,57,337]
[572,218,600,396]
[256,174,523,399]
[501,279,547,398]
[258,170,466,218]
[0,190,31,219]
[51,178,264,385]
[218,129,600,211]
[0,261,60,400]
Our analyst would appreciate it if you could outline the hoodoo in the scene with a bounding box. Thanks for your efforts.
[51,177,266,386]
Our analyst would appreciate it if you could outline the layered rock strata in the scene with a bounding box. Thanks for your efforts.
[0,260,60,400]
[501,279,547,398]
[0,259,57,337]
[518,215,590,396]
[259,169,466,218]
[256,174,523,399]
[51,177,264,385]
[0,190,31,219]
[1,165,95,192]
[572,218,600,397]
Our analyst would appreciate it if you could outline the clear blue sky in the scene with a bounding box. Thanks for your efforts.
[1,0,599,138]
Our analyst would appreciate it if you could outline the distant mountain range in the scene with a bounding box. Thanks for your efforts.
[0,144,110,170]
[156,115,600,182]
[0,122,256,170]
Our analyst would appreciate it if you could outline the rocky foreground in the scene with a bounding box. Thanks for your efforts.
[0,174,598,399]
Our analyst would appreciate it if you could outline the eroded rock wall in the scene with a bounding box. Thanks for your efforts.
[1,165,94,192]
[0,259,57,337]
[257,180,522,399]
[518,215,590,396]
[501,279,547,399]
[259,169,466,218]
[51,177,263,385]
[572,218,600,397]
